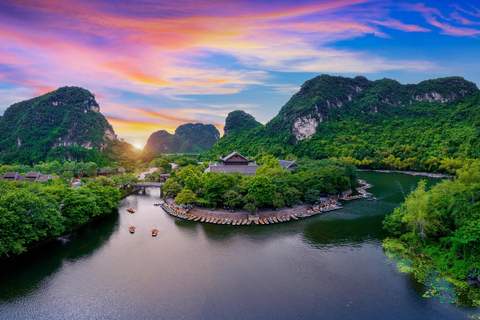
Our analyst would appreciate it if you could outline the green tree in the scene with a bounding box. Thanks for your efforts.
[175,188,197,205]
[248,176,275,207]
[222,189,242,210]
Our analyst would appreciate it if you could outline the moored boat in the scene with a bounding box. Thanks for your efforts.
[129,226,135,233]
[152,229,158,236]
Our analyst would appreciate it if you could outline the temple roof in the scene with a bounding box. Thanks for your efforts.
[220,151,251,162]
[278,160,298,170]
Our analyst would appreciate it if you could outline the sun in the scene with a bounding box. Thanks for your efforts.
[134,143,143,150]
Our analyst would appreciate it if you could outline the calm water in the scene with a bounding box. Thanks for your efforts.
[0,172,478,319]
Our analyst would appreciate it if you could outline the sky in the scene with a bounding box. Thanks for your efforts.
[1,0,480,149]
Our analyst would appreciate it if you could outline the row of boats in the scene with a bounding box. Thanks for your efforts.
[129,226,158,236]
[160,201,343,226]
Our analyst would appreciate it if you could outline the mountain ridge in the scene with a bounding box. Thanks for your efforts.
[144,123,220,154]
[205,75,480,172]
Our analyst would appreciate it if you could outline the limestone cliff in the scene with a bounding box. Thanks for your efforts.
[0,86,117,164]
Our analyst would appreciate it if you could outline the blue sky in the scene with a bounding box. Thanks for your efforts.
[1,0,479,148]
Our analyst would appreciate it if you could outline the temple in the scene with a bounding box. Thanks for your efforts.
[205,152,260,176]
[0,171,58,182]
[205,152,298,176]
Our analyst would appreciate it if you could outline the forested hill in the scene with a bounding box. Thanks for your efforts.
[144,123,220,154]
[0,86,117,164]
[205,75,480,172]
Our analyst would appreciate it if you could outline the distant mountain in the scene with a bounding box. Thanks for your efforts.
[223,110,262,137]
[205,75,480,171]
[144,123,220,154]
[0,86,117,164]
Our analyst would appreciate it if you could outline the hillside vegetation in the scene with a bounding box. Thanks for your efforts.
[0,87,116,165]
[144,123,220,154]
[205,75,480,173]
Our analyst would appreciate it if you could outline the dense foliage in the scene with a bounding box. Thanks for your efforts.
[166,156,356,211]
[205,75,480,174]
[0,86,115,165]
[383,164,480,304]
[0,179,121,257]
[223,110,262,137]
[144,123,220,154]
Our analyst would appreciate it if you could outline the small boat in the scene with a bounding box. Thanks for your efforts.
[152,229,158,236]
[242,220,247,225]
[246,220,252,225]
[254,220,259,225]
[129,226,135,234]
[201,217,205,222]
[127,208,135,213]
[291,215,298,220]
[264,219,269,225]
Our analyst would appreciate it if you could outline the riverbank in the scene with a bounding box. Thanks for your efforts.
[158,180,372,225]
[357,169,454,179]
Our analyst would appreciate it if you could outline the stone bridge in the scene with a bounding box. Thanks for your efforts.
[133,182,164,191]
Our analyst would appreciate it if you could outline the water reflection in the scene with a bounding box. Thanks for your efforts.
[302,215,388,249]
[0,210,119,302]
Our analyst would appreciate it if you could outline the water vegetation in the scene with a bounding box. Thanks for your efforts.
[382,163,480,306]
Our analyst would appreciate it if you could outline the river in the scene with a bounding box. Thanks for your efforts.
[0,172,478,319]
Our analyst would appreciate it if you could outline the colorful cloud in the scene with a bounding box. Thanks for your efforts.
[1,0,479,147]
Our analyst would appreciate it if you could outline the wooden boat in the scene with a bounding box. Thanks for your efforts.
[152,229,158,236]
[129,226,135,234]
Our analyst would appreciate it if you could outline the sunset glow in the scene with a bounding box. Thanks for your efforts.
[1,0,480,147]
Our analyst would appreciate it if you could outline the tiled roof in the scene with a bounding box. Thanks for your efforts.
[4,172,19,179]
[221,151,250,162]
[0,172,58,182]
[278,160,298,169]
[26,171,41,178]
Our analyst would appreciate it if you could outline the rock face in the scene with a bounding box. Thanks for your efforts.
[144,123,220,154]
[203,74,480,160]
[467,269,480,287]
[269,75,478,142]
[0,86,116,164]
[292,115,318,141]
